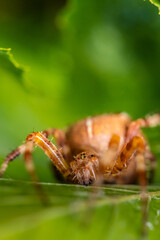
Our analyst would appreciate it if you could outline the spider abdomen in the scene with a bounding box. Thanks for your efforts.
[66,113,131,155]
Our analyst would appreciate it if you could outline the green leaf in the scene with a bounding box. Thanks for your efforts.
[0,48,25,85]
[1,178,160,240]
[149,0,160,13]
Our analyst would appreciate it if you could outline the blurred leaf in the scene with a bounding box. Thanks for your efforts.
[0,48,25,85]
[149,0,160,12]
[1,178,160,240]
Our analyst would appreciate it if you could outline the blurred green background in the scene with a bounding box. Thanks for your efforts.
[1,1,160,240]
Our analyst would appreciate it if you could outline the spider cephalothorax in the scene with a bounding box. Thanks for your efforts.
[0,113,159,187]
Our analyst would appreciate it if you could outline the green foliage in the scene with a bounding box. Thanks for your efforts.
[1,0,160,239]
[1,179,160,240]
[0,48,24,76]
[149,0,160,12]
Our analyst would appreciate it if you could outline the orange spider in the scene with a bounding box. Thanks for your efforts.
[1,112,159,237]
[0,113,159,187]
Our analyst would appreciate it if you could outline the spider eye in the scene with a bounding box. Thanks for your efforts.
[81,153,86,159]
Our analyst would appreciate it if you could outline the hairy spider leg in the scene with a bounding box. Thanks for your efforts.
[24,140,50,205]
[0,131,71,179]
[111,136,145,179]
[42,128,66,147]
[42,128,71,160]
[126,114,159,182]
[111,136,147,237]
[0,131,72,204]
[126,113,160,142]
[125,113,160,237]
[24,130,69,204]
[0,142,49,205]
[25,132,71,178]
[0,144,26,177]
[123,113,160,186]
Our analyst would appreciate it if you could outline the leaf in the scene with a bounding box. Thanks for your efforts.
[0,48,25,85]
[0,178,160,240]
[149,0,160,13]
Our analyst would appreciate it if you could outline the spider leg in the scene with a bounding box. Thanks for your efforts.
[135,153,149,237]
[0,132,71,179]
[126,114,158,181]
[127,113,160,141]
[125,114,160,237]
[110,136,146,179]
[42,128,71,160]
[0,132,72,204]
[0,144,26,177]
[25,132,71,178]
[24,140,50,205]
[42,128,66,148]
[0,141,49,205]
[110,136,148,237]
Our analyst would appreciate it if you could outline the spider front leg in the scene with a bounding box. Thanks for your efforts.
[42,128,71,160]
[0,131,71,179]
[0,131,73,204]
[70,152,99,185]
[25,132,71,180]
[42,128,66,148]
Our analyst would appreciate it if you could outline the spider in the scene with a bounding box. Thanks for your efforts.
[0,113,159,188]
